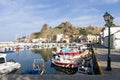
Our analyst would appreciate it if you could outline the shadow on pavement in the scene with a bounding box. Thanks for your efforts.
[96,53,120,62]
[92,43,107,49]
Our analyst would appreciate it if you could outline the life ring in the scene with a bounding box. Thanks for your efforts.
[32,63,35,68]
[42,64,45,68]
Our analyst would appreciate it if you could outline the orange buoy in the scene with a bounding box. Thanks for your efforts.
[42,64,45,68]
[32,63,35,67]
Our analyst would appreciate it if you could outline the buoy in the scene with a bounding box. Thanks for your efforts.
[32,63,35,68]
[42,64,45,68]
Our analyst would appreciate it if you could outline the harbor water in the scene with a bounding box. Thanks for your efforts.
[4,45,101,75]
[6,49,77,75]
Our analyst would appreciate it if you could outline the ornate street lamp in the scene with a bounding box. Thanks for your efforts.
[103,12,114,71]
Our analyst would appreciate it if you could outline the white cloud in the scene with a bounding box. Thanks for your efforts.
[0,0,14,5]
[102,0,120,3]
[0,1,45,26]
[89,0,120,4]
[73,16,97,21]
[0,0,47,41]
[26,4,49,9]
[47,15,103,27]
[72,8,100,14]
[71,15,99,26]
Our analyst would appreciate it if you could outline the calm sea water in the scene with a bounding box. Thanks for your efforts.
[6,49,78,75]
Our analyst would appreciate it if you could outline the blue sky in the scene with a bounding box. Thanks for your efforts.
[0,0,120,41]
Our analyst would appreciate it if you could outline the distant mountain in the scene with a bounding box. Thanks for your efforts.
[29,21,101,40]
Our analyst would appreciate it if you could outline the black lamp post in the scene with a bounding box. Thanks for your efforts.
[103,12,114,71]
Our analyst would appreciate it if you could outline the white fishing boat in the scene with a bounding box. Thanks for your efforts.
[0,53,21,74]
[51,46,81,68]
[51,45,91,68]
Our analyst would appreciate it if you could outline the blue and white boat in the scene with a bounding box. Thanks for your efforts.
[0,47,14,53]
[27,59,45,75]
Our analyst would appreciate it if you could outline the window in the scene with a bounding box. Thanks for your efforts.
[0,58,5,63]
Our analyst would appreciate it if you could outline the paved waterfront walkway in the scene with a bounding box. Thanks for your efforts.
[0,44,120,80]
[95,48,120,79]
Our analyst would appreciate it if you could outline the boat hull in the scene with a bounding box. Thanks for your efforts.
[0,62,21,74]
[51,58,77,68]
[51,63,78,74]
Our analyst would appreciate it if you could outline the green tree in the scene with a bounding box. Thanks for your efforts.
[63,40,67,43]
[69,35,74,42]
[79,28,88,35]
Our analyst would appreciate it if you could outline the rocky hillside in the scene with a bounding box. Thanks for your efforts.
[30,21,101,40]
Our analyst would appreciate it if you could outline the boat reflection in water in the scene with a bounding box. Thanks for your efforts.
[51,63,78,75]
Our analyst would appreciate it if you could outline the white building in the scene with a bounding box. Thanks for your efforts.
[112,30,120,52]
[32,38,46,43]
[56,34,63,42]
[102,26,120,37]
[52,34,63,43]
[99,32,104,45]
[62,35,69,43]
[102,35,113,48]
[87,34,99,43]
[101,26,120,48]
[78,34,99,43]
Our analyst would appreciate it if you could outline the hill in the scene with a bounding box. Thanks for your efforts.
[29,21,101,40]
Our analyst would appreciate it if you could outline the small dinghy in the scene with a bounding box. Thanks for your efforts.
[27,58,45,75]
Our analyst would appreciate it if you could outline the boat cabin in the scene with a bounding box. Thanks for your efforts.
[0,54,6,64]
